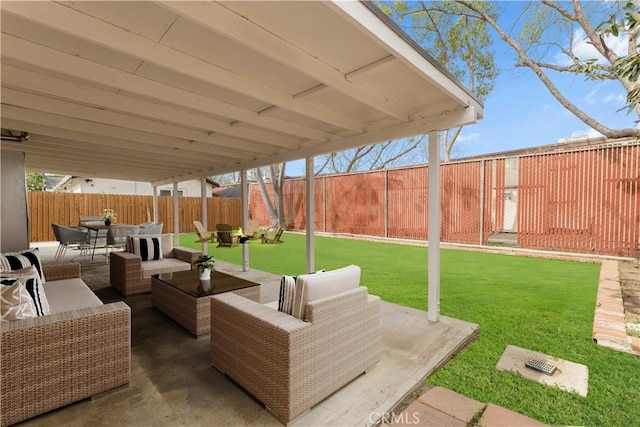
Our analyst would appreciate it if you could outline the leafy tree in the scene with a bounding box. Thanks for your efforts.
[26,172,46,191]
[595,1,640,116]
[456,0,639,137]
[378,0,498,161]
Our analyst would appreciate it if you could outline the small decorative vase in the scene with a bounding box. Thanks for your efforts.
[199,279,211,293]
[199,268,211,281]
[105,219,111,226]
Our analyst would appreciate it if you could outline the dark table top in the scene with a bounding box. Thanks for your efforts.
[154,269,260,297]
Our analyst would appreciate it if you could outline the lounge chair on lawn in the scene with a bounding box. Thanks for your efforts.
[193,220,216,243]
[216,223,239,247]
[260,227,284,244]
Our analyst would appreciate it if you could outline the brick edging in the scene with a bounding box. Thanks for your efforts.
[592,260,638,355]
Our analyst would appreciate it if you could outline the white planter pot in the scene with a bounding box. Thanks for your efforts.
[199,268,211,280]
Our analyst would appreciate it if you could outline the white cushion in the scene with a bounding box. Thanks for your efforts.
[291,265,360,319]
[141,258,192,278]
[0,265,50,316]
[1,278,37,321]
[44,278,103,314]
[264,300,279,310]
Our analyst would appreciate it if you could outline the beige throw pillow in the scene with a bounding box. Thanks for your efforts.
[0,265,50,316]
[1,278,38,321]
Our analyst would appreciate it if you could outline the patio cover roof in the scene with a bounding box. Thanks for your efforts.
[0,1,483,185]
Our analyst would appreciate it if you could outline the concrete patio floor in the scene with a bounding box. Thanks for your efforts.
[21,243,479,426]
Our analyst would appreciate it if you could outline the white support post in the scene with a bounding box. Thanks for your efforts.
[241,170,249,272]
[306,157,315,273]
[173,182,180,246]
[200,177,208,254]
[428,131,440,322]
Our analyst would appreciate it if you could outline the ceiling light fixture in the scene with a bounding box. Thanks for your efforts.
[1,130,30,142]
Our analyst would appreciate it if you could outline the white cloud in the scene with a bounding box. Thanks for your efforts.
[457,132,480,142]
[542,104,553,111]
[583,88,599,105]
[603,93,626,104]
[555,29,628,66]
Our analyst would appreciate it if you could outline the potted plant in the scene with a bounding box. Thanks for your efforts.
[103,208,117,226]
[194,254,215,280]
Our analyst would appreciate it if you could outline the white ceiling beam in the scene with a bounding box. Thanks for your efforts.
[346,55,396,79]
[1,105,240,157]
[1,64,298,151]
[19,136,213,170]
[1,118,238,165]
[327,1,483,116]
[158,1,410,122]
[1,87,279,158]
[1,144,189,179]
[153,106,477,185]
[0,33,331,142]
[1,1,367,132]
[5,145,188,174]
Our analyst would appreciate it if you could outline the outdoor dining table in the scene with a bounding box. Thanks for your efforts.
[81,223,133,263]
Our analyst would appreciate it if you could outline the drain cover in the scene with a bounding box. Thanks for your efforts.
[525,359,557,375]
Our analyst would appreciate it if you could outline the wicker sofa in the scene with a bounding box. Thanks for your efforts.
[1,263,130,426]
[109,233,201,296]
[210,265,381,424]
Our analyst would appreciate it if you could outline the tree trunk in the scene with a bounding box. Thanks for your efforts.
[255,164,288,230]
[255,167,278,229]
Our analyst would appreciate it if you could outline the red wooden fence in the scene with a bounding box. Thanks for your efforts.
[249,141,640,257]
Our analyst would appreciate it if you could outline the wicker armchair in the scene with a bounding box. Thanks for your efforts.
[210,266,381,423]
[1,263,130,426]
[109,234,201,296]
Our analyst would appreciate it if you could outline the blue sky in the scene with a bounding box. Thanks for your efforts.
[287,2,636,176]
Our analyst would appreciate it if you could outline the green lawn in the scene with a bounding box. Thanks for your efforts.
[180,232,639,426]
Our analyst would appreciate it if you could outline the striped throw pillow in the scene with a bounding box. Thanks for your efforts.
[278,275,296,315]
[130,237,163,261]
[0,248,46,284]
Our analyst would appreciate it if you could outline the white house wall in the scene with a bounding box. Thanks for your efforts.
[55,178,214,197]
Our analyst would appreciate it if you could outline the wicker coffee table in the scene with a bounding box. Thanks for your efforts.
[151,269,260,337]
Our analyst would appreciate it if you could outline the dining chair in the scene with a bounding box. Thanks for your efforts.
[106,225,141,263]
[138,222,163,235]
[54,224,91,263]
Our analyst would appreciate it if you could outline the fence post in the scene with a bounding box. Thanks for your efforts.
[384,169,389,238]
[479,159,485,246]
[322,176,327,233]
[491,159,496,236]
